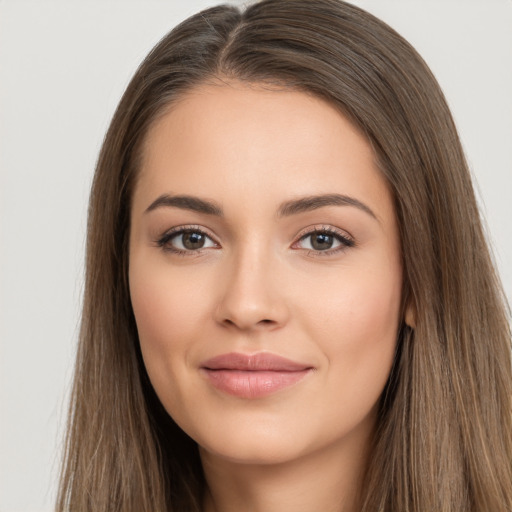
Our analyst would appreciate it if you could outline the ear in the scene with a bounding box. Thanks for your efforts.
[404,302,416,329]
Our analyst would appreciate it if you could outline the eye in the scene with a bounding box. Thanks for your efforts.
[157,227,218,254]
[294,227,354,254]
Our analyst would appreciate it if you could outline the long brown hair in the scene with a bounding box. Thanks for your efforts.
[57,1,512,510]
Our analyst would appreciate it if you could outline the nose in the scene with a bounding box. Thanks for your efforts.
[214,245,289,332]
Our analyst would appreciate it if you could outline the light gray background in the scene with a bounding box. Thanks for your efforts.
[1,1,511,511]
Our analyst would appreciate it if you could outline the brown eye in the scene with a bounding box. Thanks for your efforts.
[296,229,354,253]
[311,233,335,250]
[181,231,206,250]
[158,228,217,253]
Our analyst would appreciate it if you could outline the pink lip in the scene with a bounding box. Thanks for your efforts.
[200,352,313,399]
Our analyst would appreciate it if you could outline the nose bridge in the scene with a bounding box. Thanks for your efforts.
[215,237,287,330]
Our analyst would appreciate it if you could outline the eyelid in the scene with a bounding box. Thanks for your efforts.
[155,224,220,254]
[293,224,355,244]
[291,224,356,255]
[154,223,355,257]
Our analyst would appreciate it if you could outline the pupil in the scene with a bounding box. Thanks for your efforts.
[183,231,205,250]
[312,233,333,250]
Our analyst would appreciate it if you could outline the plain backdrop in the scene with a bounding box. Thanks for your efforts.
[1,1,511,511]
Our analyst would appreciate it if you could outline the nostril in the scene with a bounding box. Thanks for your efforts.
[221,317,276,329]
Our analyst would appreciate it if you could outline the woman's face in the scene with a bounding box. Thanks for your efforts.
[129,82,403,465]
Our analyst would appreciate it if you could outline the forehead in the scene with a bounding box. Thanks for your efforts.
[135,81,392,221]
[142,81,371,171]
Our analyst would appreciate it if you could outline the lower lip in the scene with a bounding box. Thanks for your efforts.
[201,369,311,398]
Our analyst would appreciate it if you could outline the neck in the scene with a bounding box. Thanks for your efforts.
[200,424,372,512]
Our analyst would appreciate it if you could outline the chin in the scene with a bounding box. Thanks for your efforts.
[198,434,310,466]
[188,408,372,468]
[176,409,307,465]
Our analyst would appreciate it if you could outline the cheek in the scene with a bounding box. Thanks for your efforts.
[304,260,401,333]
[299,261,402,396]
[128,256,211,400]
[130,274,186,353]
[130,253,211,343]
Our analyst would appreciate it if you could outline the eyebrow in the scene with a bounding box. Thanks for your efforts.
[145,193,377,221]
[277,193,377,220]
[145,194,223,216]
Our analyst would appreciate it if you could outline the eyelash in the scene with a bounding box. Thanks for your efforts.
[155,225,217,257]
[294,225,355,257]
[155,224,355,257]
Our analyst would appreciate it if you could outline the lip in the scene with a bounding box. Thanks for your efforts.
[200,352,313,399]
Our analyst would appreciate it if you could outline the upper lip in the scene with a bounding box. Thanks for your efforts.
[201,352,312,372]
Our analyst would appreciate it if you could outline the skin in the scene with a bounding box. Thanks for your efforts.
[129,81,406,512]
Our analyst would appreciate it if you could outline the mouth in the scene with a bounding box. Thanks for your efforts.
[199,352,314,399]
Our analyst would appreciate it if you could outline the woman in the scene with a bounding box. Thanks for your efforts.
[57,0,512,511]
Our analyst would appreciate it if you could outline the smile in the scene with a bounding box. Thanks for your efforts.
[200,352,314,399]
